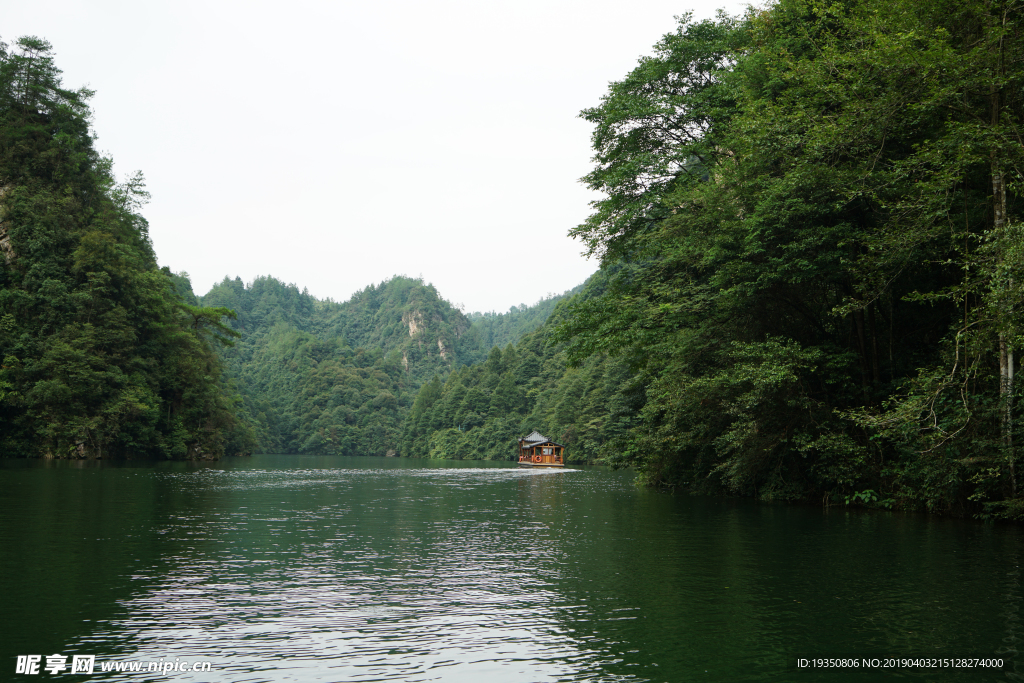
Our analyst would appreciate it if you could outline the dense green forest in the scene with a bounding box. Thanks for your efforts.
[465,284,584,350]
[0,37,245,459]
[181,270,620,464]
[549,0,1024,518]
[399,273,638,463]
[404,0,1024,520]
[198,274,475,456]
[193,275,581,456]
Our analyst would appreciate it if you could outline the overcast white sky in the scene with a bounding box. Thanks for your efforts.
[5,0,747,313]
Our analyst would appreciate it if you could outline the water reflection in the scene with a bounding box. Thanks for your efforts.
[70,465,618,682]
[0,456,1020,681]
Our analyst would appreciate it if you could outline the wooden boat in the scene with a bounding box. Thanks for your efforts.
[517,431,565,468]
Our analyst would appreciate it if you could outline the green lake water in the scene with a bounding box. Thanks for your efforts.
[0,454,1021,682]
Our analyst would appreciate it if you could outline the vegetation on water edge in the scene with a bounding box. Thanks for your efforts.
[0,37,246,459]
[550,0,1024,518]
[196,274,582,457]
[405,0,1024,520]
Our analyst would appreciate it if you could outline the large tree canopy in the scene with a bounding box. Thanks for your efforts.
[0,37,247,459]
[557,0,1024,517]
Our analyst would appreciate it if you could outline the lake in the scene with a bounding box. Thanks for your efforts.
[0,455,1019,682]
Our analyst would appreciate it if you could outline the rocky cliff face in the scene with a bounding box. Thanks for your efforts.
[402,308,455,362]
[402,310,424,337]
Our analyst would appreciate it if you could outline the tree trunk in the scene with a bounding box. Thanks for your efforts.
[853,308,870,402]
[869,302,881,385]
[990,5,1015,493]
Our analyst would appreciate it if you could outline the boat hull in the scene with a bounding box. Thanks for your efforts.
[518,461,565,468]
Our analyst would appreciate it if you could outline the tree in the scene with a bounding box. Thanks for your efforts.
[555,0,1024,515]
[0,37,243,459]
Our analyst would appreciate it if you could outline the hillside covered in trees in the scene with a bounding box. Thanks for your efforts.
[402,0,1024,520]
[547,0,1024,518]
[465,284,584,351]
[399,272,638,463]
[193,274,582,456]
[0,37,245,459]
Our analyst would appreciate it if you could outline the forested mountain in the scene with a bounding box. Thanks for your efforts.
[466,285,583,350]
[400,272,639,462]
[0,38,244,459]
[405,0,1024,520]
[544,0,1023,518]
[196,270,633,465]
[196,275,577,456]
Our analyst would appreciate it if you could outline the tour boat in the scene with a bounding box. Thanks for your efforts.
[517,431,565,468]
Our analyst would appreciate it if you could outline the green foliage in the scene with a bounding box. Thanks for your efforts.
[550,0,1024,518]
[399,279,643,464]
[200,275,526,455]
[0,38,245,459]
[197,270,601,457]
[465,284,583,351]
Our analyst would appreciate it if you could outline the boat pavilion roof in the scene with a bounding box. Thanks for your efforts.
[520,431,549,445]
[519,431,565,449]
